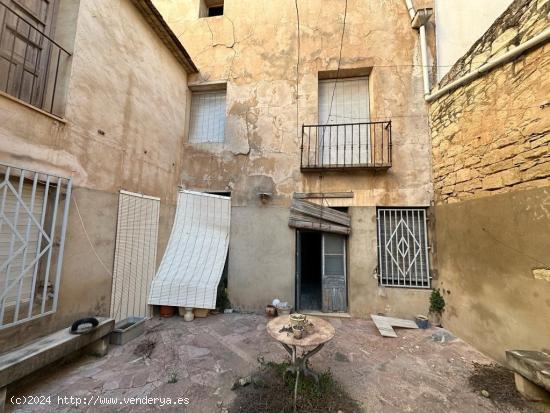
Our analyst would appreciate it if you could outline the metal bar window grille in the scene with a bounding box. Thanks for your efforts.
[0,162,72,329]
[377,208,430,288]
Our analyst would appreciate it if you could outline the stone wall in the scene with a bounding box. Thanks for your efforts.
[430,0,550,204]
[429,0,550,362]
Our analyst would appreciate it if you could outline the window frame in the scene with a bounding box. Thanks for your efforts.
[376,207,431,289]
[188,88,227,144]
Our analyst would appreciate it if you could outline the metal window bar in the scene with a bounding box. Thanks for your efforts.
[0,162,72,329]
[300,121,392,171]
[0,1,71,117]
[376,208,430,288]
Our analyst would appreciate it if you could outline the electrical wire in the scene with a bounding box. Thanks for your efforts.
[295,0,301,141]
[325,0,348,126]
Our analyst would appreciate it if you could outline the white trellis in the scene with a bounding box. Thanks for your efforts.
[0,163,72,328]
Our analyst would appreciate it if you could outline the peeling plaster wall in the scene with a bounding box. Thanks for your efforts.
[0,0,188,352]
[154,0,434,314]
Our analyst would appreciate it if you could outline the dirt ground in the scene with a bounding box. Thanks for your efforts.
[6,314,537,412]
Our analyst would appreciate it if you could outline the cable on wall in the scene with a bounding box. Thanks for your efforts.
[325,0,348,125]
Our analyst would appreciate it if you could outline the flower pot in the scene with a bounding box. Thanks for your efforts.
[292,326,303,340]
[276,304,292,316]
[428,311,442,327]
[265,305,277,317]
[290,313,306,329]
[159,305,175,317]
[415,315,429,329]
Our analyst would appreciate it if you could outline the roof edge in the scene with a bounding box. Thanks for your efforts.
[130,0,198,74]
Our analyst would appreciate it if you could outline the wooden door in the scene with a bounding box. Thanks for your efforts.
[0,0,57,106]
[295,230,302,311]
[321,233,347,312]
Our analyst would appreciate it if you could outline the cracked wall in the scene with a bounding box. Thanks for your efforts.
[154,0,435,313]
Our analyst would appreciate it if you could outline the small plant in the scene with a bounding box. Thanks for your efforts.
[167,371,178,384]
[429,288,445,314]
[216,283,231,311]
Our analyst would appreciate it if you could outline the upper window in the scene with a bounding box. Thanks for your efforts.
[199,0,224,18]
[188,90,226,144]
[377,208,430,288]
[0,0,71,117]
[318,76,370,125]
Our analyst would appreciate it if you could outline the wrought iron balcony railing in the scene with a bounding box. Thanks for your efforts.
[300,121,392,171]
[0,1,71,117]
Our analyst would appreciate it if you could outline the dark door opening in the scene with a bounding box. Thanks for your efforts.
[296,230,348,312]
[298,231,323,311]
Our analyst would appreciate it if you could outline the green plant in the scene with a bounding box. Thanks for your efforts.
[429,288,445,314]
[216,283,231,310]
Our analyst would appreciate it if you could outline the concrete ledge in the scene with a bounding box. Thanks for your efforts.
[506,350,550,393]
[0,317,114,388]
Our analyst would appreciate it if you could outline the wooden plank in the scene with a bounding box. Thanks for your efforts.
[291,199,351,227]
[371,314,418,338]
[293,192,354,199]
[288,218,350,235]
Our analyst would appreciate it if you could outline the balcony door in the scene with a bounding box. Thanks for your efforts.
[0,0,58,106]
[318,77,370,166]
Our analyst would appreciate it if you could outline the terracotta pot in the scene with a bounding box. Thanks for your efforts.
[265,305,277,317]
[159,305,175,318]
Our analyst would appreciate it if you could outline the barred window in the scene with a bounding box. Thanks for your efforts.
[377,208,430,288]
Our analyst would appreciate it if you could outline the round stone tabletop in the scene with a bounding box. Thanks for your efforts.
[266,315,335,347]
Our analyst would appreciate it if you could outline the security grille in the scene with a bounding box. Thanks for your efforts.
[0,163,72,328]
[377,208,430,288]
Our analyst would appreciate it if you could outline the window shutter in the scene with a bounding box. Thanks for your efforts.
[189,90,226,143]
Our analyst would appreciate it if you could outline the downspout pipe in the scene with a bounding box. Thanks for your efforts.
[426,27,550,102]
[405,0,432,96]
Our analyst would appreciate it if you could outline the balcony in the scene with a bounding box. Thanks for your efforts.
[0,1,71,117]
[300,121,392,171]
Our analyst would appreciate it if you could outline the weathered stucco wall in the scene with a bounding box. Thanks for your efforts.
[348,207,431,317]
[0,0,188,352]
[429,0,550,362]
[154,0,435,313]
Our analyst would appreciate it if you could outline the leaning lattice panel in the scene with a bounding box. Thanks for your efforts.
[148,190,231,309]
[110,190,160,322]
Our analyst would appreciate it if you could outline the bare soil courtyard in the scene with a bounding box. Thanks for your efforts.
[7,314,536,412]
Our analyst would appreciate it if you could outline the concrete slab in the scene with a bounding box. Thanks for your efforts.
[371,314,419,337]
[0,317,114,388]
[506,350,550,391]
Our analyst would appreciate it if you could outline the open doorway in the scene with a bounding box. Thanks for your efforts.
[298,231,323,311]
[296,230,347,313]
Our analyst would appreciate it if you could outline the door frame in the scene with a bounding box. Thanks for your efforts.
[295,229,349,313]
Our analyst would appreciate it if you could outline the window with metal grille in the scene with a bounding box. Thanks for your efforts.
[188,90,226,143]
[0,163,72,329]
[377,208,430,288]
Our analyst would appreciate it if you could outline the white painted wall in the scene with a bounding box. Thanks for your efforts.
[435,0,513,80]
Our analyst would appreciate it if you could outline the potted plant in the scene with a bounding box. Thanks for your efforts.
[428,288,445,327]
